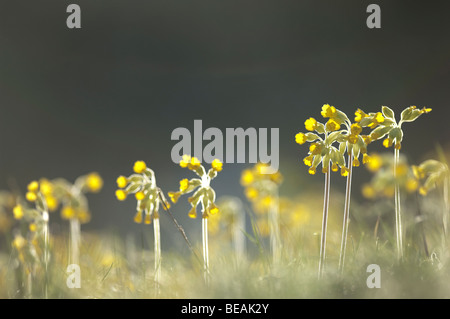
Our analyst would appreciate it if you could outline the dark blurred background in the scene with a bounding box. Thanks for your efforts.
[0,1,449,243]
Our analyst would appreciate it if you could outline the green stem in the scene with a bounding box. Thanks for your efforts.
[318,162,331,279]
[269,182,281,265]
[202,217,210,284]
[43,210,49,298]
[394,148,403,260]
[70,218,80,266]
[339,153,353,273]
[153,217,161,292]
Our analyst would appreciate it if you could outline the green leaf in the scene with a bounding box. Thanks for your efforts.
[382,106,395,120]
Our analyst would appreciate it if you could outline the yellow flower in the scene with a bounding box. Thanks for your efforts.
[362,153,371,164]
[188,157,201,170]
[350,123,362,135]
[382,138,392,148]
[133,161,147,174]
[211,159,223,172]
[240,169,254,186]
[374,112,384,123]
[209,203,219,215]
[46,195,58,212]
[295,132,307,145]
[309,143,321,155]
[135,191,145,201]
[341,167,349,177]
[61,206,76,219]
[144,213,152,224]
[412,166,425,180]
[353,157,360,167]
[27,181,39,192]
[29,223,37,232]
[321,104,336,118]
[77,210,91,224]
[134,211,143,223]
[12,236,26,250]
[406,178,419,193]
[348,134,358,144]
[25,191,37,202]
[179,178,189,192]
[168,191,180,203]
[419,187,427,196]
[245,187,259,200]
[13,205,24,220]
[180,154,191,168]
[331,163,339,172]
[303,155,313,167]
[304,117,318,131]
[325,118,341,132]
[115,189,127,201]
[354,109,367,122]
[362,184,376,199]
[308,167,316,175]
[366,153,382,172]
[188,206,197,219]
[116,176,128,188]
[362,135,372,145]
[39,179,53,196]
[86,172,103,193]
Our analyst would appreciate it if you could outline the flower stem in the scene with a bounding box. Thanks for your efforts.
[318,162,331,279]
[394,148,403,260]
[202,217,210,284]
[70,218,80,266]
[443,176,449,240]
[42,210,49,298]
[339,153,353,274]
[153,217,161,292]
[269,182,281,265]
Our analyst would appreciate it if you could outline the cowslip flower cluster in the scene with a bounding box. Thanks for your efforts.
[296,104,376,177]
[361,153,419,199]
[363,106,432,149]
[412,160,449,196]
[168,155,222,219]
[240,162,283,214]
[116,161,170,224]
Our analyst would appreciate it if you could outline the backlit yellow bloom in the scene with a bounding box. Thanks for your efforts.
[295,132,307,145]
[362,184,376,199]
[134,210,143,223]
[341,167,349,177]
[29,223,37,232]
[180,154,191,168]
[211,159,223,172]
[61,206,76,219]
[354,109,367,122]
[86,172,103,193]
[321,104,336,118]
[240,169,254,186]
[77,210,91,224]
[115,189,127,201]
[116,176,128,188]
[26,191,37,202]
[46,195,58,212]
[308,167,316,175]
[366,153,382,172]
[348,134,358,144]
[325,118,341,131]
[188,157,201,170]
[309,143,321,155]
[405,178,419,193]
[362,153,371,164]
[353,157,360,167]
[382,138,393,148]
[135,191,145,201]
[27,181,39,192]
[13,205,24,220]
[188,206,197,219]
[133,161,147,174]
[303,155,313,167]
[350,123,362,135]
[179,178,189,191]
[209,203,219,215]
[168,191,180,203]
[245,187,259,200]
[331,163,339,172]
[304,117,318,131]
[12,236,26,250]
[39,179,53,196]
[144,213,152,225]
